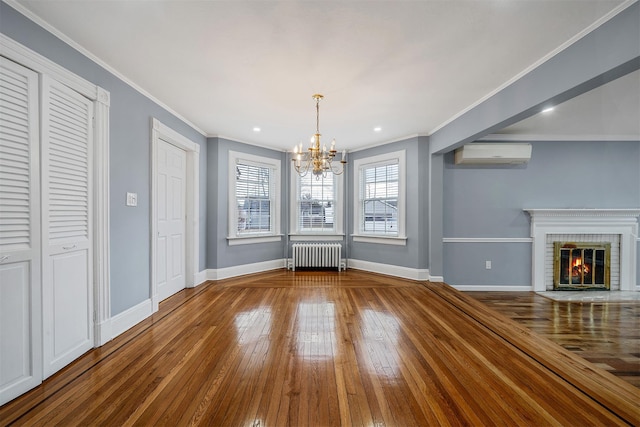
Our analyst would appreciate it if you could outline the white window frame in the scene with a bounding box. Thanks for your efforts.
[352,150,407,246]
[227,151,281,245]
[289,165,344,241]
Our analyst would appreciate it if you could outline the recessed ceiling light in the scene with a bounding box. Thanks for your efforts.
[542,107,554,113]
[253,127,261,132]
[374,127,382,132]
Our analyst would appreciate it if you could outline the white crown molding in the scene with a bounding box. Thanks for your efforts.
[3,0,207,137]
[428,0,638,136]
[348,134,428,153]
[479,134,640,142]
[209,134,291,152]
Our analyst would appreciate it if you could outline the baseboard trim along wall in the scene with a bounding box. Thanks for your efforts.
[206,259,287,281]
[452,285,533,292]
[193,270,208,287]
[348,259,430,281]
[111,298,153,339]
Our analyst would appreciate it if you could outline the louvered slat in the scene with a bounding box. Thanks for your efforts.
[0,63,31,251]
[46,83,91,243]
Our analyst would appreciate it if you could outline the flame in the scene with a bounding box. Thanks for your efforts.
[571,257,590,276]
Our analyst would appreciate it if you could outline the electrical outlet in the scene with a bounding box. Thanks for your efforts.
[485,260,492,270]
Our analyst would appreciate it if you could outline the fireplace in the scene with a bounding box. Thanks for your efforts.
[553,242,610,290]
[524,209,640,292]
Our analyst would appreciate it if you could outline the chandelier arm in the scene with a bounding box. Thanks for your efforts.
[293,94,346,179]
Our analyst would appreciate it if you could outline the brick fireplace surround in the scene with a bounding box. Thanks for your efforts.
[525,209,640,292]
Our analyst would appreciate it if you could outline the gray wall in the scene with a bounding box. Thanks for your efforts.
[442,140,640,286]
[1,3,208,315]
[207,138,286,269]
[347,136,430,270]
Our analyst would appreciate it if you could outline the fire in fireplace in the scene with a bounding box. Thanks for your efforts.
[553,242,610,290]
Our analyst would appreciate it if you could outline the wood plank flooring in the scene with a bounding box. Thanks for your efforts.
[466,291,640,388]
[1,270,639,426]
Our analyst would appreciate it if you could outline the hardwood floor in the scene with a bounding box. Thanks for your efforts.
[466,291,640,388]
[1,270,638,426]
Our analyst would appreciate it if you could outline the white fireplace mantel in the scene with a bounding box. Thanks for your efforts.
[524,209,640,292]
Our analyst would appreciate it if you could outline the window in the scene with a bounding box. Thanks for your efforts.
[228,151,281,245]
[353,150,406,245]
[290,169,343,238]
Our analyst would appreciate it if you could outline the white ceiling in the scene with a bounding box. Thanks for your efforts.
[10,0,639,151]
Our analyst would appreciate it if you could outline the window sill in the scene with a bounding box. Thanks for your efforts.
[227,234,283,246]
[290,234,344,242]
[352,234,407,246]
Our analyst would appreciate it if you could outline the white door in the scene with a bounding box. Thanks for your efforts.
[156,139,186,301]
[40,76,94,379]
[0,58,43,405]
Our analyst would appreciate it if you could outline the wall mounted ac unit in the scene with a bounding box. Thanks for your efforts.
[454,143,532,165]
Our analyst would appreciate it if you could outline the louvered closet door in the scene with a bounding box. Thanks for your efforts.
[41,76,94,379]
[0,58,42,405]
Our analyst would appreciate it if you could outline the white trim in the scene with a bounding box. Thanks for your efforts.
[352,235,407,246]
[455,285,533,292]
[429,276,445,282]
[228,151,281,239]
[479,134,640,142]
[206,259,286,281]
[348,259,429,281]
[0,33,96,98]
[428,0,638,136]
[2,1,207,137]
[93,87,111,346]
[227,235,283,246]
[110,299,153,339]
[1,33,111,349]
[347,134,427,154]
[443,237,533,243]
[353,150,406,241]
[290,234,344,242]
[289,161,344,236]
[193,270,208,287]
[151,118,201,312]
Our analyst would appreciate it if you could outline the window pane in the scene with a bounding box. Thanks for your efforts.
[236,162,271,234]
[361,163,398,235]
[298,173,335,232]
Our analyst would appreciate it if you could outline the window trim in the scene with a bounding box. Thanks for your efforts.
[289,163,344,238]
[227,151,281,245]
[352,150,406,246]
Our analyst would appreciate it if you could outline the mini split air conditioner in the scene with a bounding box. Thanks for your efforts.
[454,143,532,165]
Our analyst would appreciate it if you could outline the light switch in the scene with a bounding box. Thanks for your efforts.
[126,192,138,207]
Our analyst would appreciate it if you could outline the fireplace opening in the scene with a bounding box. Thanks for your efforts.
[553,242,610,290]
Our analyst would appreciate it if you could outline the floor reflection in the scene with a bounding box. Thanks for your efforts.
[295,301,336,359]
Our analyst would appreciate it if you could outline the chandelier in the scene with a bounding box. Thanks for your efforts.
[292,94,346,178]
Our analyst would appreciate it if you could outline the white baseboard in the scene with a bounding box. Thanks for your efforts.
[94,320,112,346]
[429,275,445,282]
[206,259,286,281]
[453,285,532,292]
[192,269,208,287]
[111,298,153,339]
[348,259,430,281]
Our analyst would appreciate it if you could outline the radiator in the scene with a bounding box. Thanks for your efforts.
[291,243,344,271]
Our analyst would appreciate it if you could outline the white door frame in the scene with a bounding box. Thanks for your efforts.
[151,118,200,313]
[0,34,111,347]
